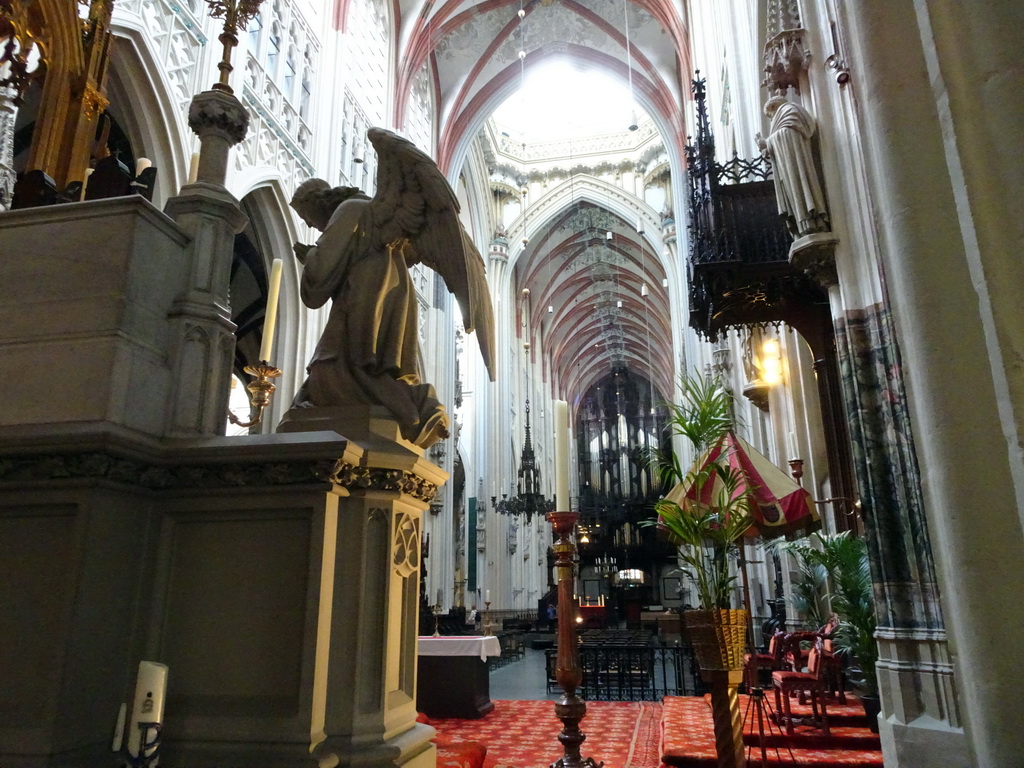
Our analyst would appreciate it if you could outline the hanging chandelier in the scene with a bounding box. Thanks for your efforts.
[493,400,556,522]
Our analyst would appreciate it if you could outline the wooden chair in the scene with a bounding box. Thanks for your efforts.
[744,628,786,688]
[772,637,831,737]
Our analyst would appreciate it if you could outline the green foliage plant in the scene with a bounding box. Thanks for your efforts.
[650,374,754,610]
[768,531,878,694]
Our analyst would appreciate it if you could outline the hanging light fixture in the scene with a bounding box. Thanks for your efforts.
[493,400,556,522]
[624,0,639,131]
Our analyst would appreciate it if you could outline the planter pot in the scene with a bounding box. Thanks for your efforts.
[685,608,749,671]
[860,694,881,733]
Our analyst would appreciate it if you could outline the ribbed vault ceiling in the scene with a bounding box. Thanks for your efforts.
[387,0,689,407]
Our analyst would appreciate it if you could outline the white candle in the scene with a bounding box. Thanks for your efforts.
[788,431,798,460]
[80,168,93,201]
[187,152,200,184]
[485,589,491,603]
[554,400,570,510]
[259,259,283,362]
[111,702,126,751]
[437,588,442,606]
[134,157,152,177]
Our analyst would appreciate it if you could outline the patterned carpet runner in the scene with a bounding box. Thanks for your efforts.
[429,696,883,768]
[429,699,663,768]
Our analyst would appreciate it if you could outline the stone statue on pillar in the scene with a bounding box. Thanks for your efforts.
[283,128,495,448]
[758,95,831,237]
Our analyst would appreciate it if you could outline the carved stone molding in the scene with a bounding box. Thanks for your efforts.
[0,449,440,503]
[392,511,421,578]
[763,28,810,94]
[790,231,840,288]
[328,462,439,503]
[0,450,342,490]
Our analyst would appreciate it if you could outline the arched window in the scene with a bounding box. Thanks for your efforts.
[247,12,263,55]
[284,46,297,96]
[267,22,281,75]
[300,46,314,120]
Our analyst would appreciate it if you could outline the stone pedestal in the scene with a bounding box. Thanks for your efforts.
[0,426,442,768]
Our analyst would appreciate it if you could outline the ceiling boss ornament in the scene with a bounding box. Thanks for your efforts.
[205,0,264,93]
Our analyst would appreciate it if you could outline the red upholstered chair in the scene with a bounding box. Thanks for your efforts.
[744,629,786,688]
[772,637,831,737]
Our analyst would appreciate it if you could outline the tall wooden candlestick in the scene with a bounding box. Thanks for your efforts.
[547,510,602,768]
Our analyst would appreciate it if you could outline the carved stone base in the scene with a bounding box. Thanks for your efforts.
[875,627,968,767]
[789,231,839,287]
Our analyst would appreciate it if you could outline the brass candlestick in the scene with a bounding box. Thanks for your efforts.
[227,361,282,428]
[432,605,442,637]
[483,601,492,636]
[205,0,265,93]
[547,510,602,768]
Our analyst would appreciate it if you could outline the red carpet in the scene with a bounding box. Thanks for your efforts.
[429,699,663,768]
[660,695,883,767]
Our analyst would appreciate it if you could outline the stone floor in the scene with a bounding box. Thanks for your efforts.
[489,647,561,701]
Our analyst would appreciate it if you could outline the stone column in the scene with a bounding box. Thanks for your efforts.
[162,90,250,437]
[309,457,442,768]
[840,0,1024,765]
[0,86,16,210]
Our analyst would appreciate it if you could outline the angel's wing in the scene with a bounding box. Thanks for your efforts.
[366,127,495,380]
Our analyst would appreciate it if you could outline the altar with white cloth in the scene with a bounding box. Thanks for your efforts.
[416,636,501,718]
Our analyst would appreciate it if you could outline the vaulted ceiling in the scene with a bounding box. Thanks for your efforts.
[387,0,693,407]
[394,0,691,172]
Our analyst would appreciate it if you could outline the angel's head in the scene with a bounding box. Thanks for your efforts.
[291,178,363,231]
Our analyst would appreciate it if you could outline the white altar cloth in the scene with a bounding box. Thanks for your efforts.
[417,636,501,661]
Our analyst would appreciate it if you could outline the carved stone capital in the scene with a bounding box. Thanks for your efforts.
[763,28,810,94]
[188,89,249,146]
[790,231,840,288]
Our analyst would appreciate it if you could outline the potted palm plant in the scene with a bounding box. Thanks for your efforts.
[649,374,755,768]
[651,375,754,672]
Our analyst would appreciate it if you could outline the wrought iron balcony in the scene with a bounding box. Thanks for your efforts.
[685,76,825,339]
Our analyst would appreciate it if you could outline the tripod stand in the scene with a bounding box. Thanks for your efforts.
[742,687,795,767]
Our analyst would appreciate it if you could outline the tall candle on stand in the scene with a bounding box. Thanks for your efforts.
[485,589,491,603]
[259,259,283,362]
[554,400,570,510]
[187,152,200,184]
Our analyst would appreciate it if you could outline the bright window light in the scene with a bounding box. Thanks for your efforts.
[492,60,641,144]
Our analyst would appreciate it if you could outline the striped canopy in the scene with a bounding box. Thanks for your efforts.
[663,431,819,539]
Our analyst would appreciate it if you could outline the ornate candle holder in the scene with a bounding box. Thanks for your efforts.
[432,604,442,637]
[547,510,602,768]
[483,601,492,636]
[227,361,282,429]
[788,458,804,486]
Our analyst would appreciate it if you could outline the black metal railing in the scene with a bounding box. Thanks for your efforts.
[545,644,708,700]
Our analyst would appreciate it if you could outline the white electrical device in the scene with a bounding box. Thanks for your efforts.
[126,661,169,762]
